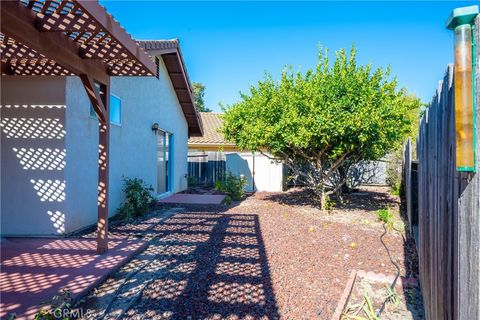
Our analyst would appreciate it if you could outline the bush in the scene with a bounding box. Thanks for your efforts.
[215,172,247,201]
[187,175,199,186]
[117,177,154,221]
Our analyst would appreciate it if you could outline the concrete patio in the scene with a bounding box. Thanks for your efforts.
[159,193,226,205]
[0,237,146,319]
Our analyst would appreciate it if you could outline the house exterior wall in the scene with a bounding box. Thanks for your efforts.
[65,58,189,232]
[1,59,189,236]
[1,77,68,235]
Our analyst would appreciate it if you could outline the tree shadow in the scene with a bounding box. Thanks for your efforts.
[82,206,280,319]
[263,187,398,212]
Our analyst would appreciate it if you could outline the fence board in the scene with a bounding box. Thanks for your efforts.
[188,151,226,186]
[411,16,480,320]
[403,137,412,235]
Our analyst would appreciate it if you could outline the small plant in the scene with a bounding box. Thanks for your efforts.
[221,195,233,205]
[215,172,247,201]
[390,181,401,196]
[377,207,394,230]
[363,293,379,320]
[384,286,400,307]
[187,175,199,186]
[34,289,73,320]
[117,177,154,221]
[341,292,379,320]
[324,196,336,213]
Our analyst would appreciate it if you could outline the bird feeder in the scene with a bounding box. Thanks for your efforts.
[446,5,478,172]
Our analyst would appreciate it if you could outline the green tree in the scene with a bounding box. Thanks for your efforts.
[192,82,212,112]
[222,46,420,207]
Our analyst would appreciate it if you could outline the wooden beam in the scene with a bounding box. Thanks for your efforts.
[36,13,96,33]
[1,61,14,75]
[40,1,52,14]
[55,1,67,14]
[80,74,106,122]
[1,1,109,84]
[96,80,110,254]
[76,0,157,76]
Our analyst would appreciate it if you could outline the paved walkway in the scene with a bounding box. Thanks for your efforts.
[79,208,279,319]
[0,238,146,319]
[159,193,225,205]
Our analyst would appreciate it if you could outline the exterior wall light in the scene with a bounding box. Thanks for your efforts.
[446,5,478,172]
[152,122,159,134]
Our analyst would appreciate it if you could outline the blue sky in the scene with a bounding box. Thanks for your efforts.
[102,1,476,111]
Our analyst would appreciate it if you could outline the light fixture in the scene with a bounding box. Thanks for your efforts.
[151,123,159,135]
[446,5,478,172]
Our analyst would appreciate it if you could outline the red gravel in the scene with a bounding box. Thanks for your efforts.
[81,187,417,320]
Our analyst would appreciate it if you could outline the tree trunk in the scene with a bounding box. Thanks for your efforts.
[338,166,351,194]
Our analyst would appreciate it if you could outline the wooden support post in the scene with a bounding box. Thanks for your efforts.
[97,80,110,254]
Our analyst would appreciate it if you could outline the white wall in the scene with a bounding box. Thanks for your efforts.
[226,153,283,192]
[1,77,68,235]
[65,58,189,232]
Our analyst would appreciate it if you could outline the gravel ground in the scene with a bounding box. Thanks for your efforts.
[79,186,418,320]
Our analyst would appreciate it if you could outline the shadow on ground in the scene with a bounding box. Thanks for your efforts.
[81,206,280,319]
[264,187,398,211]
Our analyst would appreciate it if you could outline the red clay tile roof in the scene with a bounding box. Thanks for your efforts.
[188,112,234,146]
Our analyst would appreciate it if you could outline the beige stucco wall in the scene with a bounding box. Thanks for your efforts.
[64,57,189,232]
[1,58,189,236]
[1,77,67,235]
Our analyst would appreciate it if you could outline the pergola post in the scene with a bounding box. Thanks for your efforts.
[97,81,110,254]
[1,0,157,254]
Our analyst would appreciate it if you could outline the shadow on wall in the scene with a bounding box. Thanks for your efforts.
[0,104,67,235]
[82,209,280,319]
[226,153,256,192]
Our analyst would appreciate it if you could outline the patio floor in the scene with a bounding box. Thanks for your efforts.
[0,237,147,319]
[159,193,225,205]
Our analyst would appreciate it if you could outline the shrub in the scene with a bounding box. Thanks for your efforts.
[187,175,199,186]
[117,177,154,221]
[221,195,233,205]
[215,172,247,201]
[377,207,394,230]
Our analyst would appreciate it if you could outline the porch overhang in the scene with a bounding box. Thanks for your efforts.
[140,39,204,137]
[1,0,157,254]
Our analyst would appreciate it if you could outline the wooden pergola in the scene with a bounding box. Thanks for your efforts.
[0,0,158,253]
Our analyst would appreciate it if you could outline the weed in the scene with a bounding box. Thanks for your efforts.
[390,182,401,196]
[341,292,379,320]
[384,286,400,306]
[376,207,394,230]
[34,289,73,320]
[324,196,336,213]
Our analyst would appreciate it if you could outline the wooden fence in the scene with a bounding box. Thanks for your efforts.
[407,18,480,319]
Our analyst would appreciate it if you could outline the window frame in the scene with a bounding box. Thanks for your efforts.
[89,93,122,127]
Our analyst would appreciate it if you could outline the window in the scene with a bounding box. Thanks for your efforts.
[89,94,122,125]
